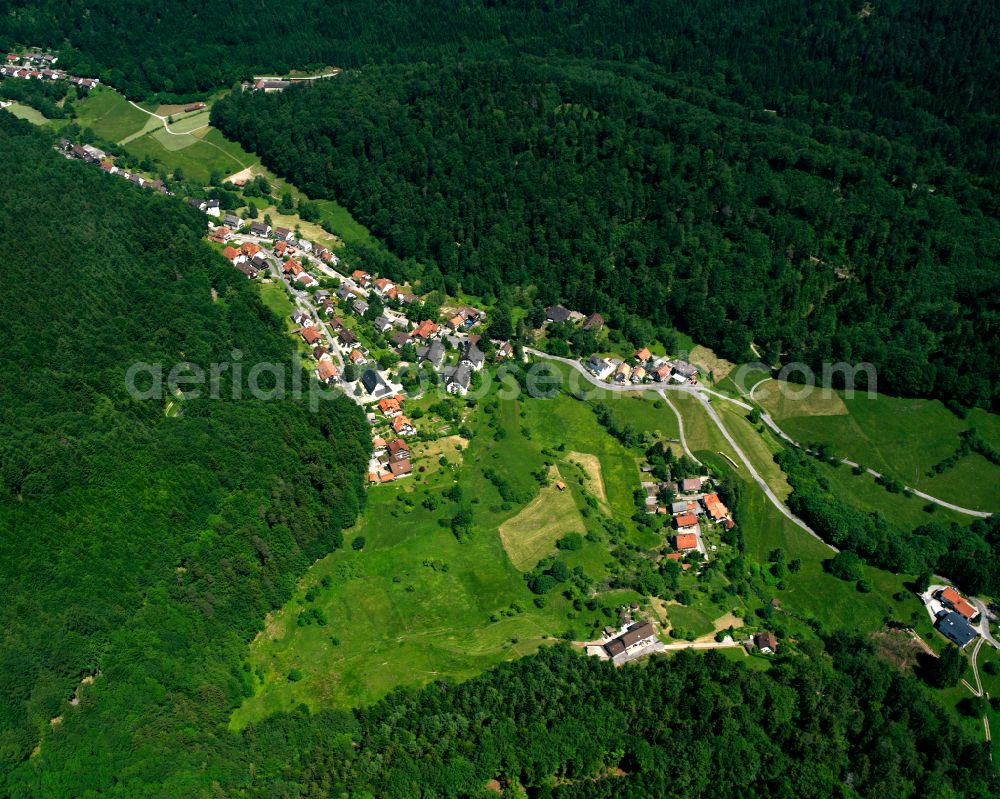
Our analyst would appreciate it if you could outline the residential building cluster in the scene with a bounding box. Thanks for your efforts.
[55,139,169,193]
[3,51,99,88]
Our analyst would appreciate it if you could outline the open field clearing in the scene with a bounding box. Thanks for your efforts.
[499,469,584,570]
[567,451,608,506]
[73,88,149,141]
[2,102,47,125]
[757,382,1000,511]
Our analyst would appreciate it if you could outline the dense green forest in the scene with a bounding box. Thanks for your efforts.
[5,1,997,408]
[212,52,1000,410]
[777,448,1000,594]
[0,114,369,794]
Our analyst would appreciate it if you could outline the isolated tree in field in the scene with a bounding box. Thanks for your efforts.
[827,551,863,581]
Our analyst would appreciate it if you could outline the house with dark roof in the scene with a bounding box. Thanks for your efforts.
[603,622,656,658]
[754,631,778,654]
[935,610,977,648]
[441,364,471,395]
[583,312,604,330]
[545,305,571,324]
[360,368,393,399]
[417,340,445,368]
[249,221,271,237]
[460,340,485,371]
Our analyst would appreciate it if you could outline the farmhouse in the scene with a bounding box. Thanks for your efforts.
[603,622,656,658]
[936,587,978,620]
[388,458,413,478]
[754,631,778,654]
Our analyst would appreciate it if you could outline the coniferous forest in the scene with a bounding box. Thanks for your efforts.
[2,2,1000,796]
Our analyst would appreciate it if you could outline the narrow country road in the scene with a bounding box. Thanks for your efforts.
[658,391,700,465]
[524,348,991,519]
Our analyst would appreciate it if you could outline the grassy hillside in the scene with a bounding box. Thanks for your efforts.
[756,382,1000,511]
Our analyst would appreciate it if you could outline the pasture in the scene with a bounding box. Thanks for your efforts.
[757,382,1000,511]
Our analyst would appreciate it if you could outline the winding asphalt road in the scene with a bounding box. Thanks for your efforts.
[526,349,991,520]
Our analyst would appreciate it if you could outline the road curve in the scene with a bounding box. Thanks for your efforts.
[525,349,991,519]
[658,391,700,465]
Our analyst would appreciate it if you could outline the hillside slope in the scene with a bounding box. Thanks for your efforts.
[0,114,369,793]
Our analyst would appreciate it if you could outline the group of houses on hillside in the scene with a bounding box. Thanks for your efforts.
[2,51,99,88]
[367,395,418,484]
[56,139,169,193]
[639,472,734,564]
[588,348,699,386]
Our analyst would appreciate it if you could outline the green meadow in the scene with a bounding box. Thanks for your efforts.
[757,382,1000,511]
[231,369,939,729]
[73,88,149,142]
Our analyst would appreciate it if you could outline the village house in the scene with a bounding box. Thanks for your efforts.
[387,438,410,460]
[361,368,393,399]
[388,458,413,478]
[545,305,571,324]
[754,631,778,654]
[372,315,393,333]
[631,366,647,384]
[460,339,485,371]
[586,356,615,380]
[634,347,652,363]
[338,328,359,348]
[441,364,471,395]
[348,349,367,366]
[412,320,440,341]
[935,610,978,648]
[702,492,730,522]
[671,360,699,382]
[315,359,338,385]
[582,312,604,331]
[222,246,247,265]
[297,239,313,253]
[235,262,260,279]
[613,362,632,384]
[416,340,446,368]
[205,199,220,217]
[255,79,290,92]
[391,330,411,350]
[273,240,289,257]
[272,226,293,242]
[313,345,329,360]
[351,269,373,287]
[352,299,369,316]
[378,396,403,418]
[651,364,672,382]
[495,341,514,361]
[250,222,271,237]
[673,532,700,551]
[936,587,978,620]
[296,272,318,288]
[680,477,704,493]
[673,512,699,531]
[300,326,321,346]
[292,309,312,327]
[392,414,417,436]
[223,213,241,229]
[373,277,395,296]
[241,242,262,259]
